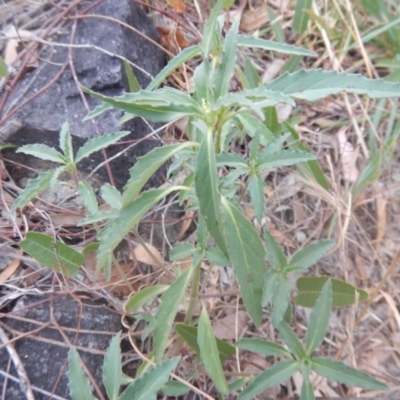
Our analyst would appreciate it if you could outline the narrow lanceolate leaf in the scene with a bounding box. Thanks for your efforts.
[258,150,316,170]
[21,232,83,278]
[221,197,266,327]
[238,360,299,400]
[236,338,291,358]
[97,187,182,271]
[124,285,169,314]
[11,168,64,212]
[263,69,400,101]
[263,229,287,271]
[300,374,315,400]
[311,357,388,390]
[153,268,193,362]
[59,121,74,164]
[119,357,180,400]
[100,183,122,209]
[198,305,229,394]
[147,45,201,91]
[103,332,122,400]
[195,129,228,256]
[78,181,99,215]
[75,130,131,163]
[289,240,334,271]
[305,280,332,355]
[201,0,226,56]
[67,348,96,400]
[248,173,264,223]
[271,275,291,327]
[283,121,329,189]
[295,276,368,308]
[122,142,196,206]
[124,59,140,92]
[175,323,236,362]
[16,143,65,164]
[292,0,312,34]
[277,320,306,359]
[262,270,280,307]
[213,17,240,99]
[237,35,317,57]
[83,87,201,123]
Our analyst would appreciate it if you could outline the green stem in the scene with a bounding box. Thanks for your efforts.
[184,261,202,325]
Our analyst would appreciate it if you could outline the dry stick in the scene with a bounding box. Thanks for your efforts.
[124,327,215,400]
[0,326,34,400]
[0,0,85,119]
[67,19,115,187]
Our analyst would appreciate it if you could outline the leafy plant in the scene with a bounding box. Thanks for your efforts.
[236,280,387,400]
[10,121,130,212]
[13,0,399,397]
[67,332,186,400]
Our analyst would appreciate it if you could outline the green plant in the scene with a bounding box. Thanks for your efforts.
[67,332,188,400]
[12,0,400,397]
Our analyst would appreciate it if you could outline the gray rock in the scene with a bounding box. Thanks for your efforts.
[2,0,166,188]
[0,294,122,399]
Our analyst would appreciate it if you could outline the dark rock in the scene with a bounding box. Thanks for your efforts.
[2,0,166,188]
[0,294,122,399]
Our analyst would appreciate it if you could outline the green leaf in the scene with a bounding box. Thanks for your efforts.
[237,35,317,57]
[277,320,306,359]
[258,150,316,170]
[263,229,287,271]
[67,348,96,400]
[221,197,266,327]
[124,59,140,92]
[214,17,240,99]
[300,373,315,400]
[271,274,291,326]
[11,167,65,212]
[84,87,201,123]
[103,332,122,400]
[96,187,182,271]
[78,181,99,215]
[161,381,190,397]
[292,0,312,34]
[311,357,388,390]
[237,113,275,144]
[264,69,400,101]
[195,128,228,256]
[262,270,280,307]
[216,152,248,168]
[306,280,332,355]
[282,121,329,190]
[147,45,201,91]
[238,360,299,400]
[169,243,196,260]
[122,142,196,207]
[201,0,225,56]
[0,56,8,77]
[59,121,74,164]
[205,247,229,267]
[295,276,368,308]
[289,240,334,271]
[248,173,264,223]
[20,232,83,278]
[198,304,229,394]
[175,323,236,363]
[78,209,119,226]
[236,338,291,357]
[75,130,131,163]
[119,357,180,400]
[100,183,122,209]
[124,285,169,314]
[16,143,65,164]
[194,59,212,102]
[153,268,193,362]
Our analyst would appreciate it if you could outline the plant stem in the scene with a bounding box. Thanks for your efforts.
[184,261,202,325]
